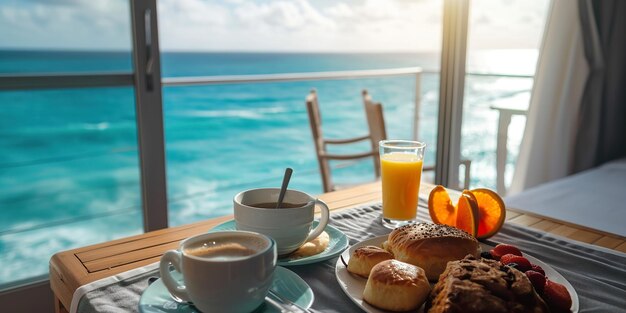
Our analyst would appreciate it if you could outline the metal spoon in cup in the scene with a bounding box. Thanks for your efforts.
[276,168,293,209]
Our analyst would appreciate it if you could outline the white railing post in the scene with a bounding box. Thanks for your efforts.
[491,105,528,195]
[413,72,422,141]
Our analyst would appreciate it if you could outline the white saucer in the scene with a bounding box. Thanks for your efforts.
[139,266,314,313]
[210,220,349,266]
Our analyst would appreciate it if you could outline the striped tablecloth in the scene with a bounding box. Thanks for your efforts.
[74,204,626,313]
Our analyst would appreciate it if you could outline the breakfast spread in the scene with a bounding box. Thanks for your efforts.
[347,245,394,278]
[384,222,481,281]
[343,223,573,313]
[363,259,431,312]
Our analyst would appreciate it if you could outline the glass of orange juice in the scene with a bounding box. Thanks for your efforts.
[379,140,425,229]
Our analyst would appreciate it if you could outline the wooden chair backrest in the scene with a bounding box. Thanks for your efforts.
[306,90,334,191]
[305,89,388,192]
[362,90,387,176]
[362,90,387,145]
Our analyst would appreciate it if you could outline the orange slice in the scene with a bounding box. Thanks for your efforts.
[428,185,456,226]
[471,188,506,239]
[455,190,479,237]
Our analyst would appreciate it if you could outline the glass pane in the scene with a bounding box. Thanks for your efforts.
[0,0,132,73]
[460,0,550,191]
[159,0,444,225]
[0,87,143,289]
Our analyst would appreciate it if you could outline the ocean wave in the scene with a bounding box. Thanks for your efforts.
[82,122,110,130]
[0,121,131,136]
[173,107,289,119]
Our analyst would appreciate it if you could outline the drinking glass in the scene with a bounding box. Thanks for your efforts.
[379,140,425,229]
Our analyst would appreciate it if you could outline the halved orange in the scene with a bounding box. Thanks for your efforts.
[428,185,456,226]
[428,185,505,239]
[455,190,479,237]
[471,188,506,239]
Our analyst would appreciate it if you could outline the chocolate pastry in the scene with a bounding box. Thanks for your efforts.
[426,255,548,313]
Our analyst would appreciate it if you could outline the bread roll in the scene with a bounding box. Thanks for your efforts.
[386,223,480,281]
[347,246,394,278]
[363,259,431,312]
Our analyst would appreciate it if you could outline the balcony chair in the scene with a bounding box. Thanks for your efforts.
[306,89,385,192]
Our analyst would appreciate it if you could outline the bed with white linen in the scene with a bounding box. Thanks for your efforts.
[505,158,626,237]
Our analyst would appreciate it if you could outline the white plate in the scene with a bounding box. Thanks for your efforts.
[335,235,579,313]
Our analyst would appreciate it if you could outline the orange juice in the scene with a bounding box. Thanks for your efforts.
[381,152,423,220]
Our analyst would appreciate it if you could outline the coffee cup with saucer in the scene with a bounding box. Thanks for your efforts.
[233,188,330,256]
[159,231,276,313]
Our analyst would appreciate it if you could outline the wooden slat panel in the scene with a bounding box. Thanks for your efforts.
[84,241,181,272]
[76,225,207,263]
[614,242,626,253]
[319,182,382,202]
[508,214,542,227]
[551,225,603,244]
[506,207,623,239]
[50,250,90,309]
[592,236,625,249]
[505,210,522,220]
[531,220,562,232]
[327,193,382,210]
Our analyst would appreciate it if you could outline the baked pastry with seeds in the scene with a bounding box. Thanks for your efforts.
[385,223,481,280]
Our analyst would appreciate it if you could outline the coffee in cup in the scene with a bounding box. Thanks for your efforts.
[248,202,306,209]
[183,237,262,260]
[234,188,330,256]
[159,231,277,313]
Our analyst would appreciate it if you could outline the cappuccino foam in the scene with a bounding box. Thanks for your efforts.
[184,236,267,261]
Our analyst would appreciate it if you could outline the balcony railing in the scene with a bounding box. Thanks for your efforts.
[1,67,531,194]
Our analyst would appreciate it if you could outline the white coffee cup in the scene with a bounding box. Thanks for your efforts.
[234,188,330,256]
[159,231,277,313]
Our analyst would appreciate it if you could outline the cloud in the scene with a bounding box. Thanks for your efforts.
[467,0,550,49]
[157,0,444,52]
[0,0,130,50]
[0,0,547,52]
[233,0,335,30]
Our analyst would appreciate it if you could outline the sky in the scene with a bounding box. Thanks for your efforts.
[0,0,549,52]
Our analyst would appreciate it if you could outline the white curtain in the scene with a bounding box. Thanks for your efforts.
[508,0,590,194]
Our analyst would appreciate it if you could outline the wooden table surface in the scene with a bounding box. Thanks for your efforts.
[49,182,626,313]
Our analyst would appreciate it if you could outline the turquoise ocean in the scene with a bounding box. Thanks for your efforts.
[0,50,533,286]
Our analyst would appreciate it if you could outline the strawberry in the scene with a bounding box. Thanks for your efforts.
[525,270,546,294]
[531,264,546,276]
[490,244,523,260]
[500,254,531,272]
[543,279,572,312]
